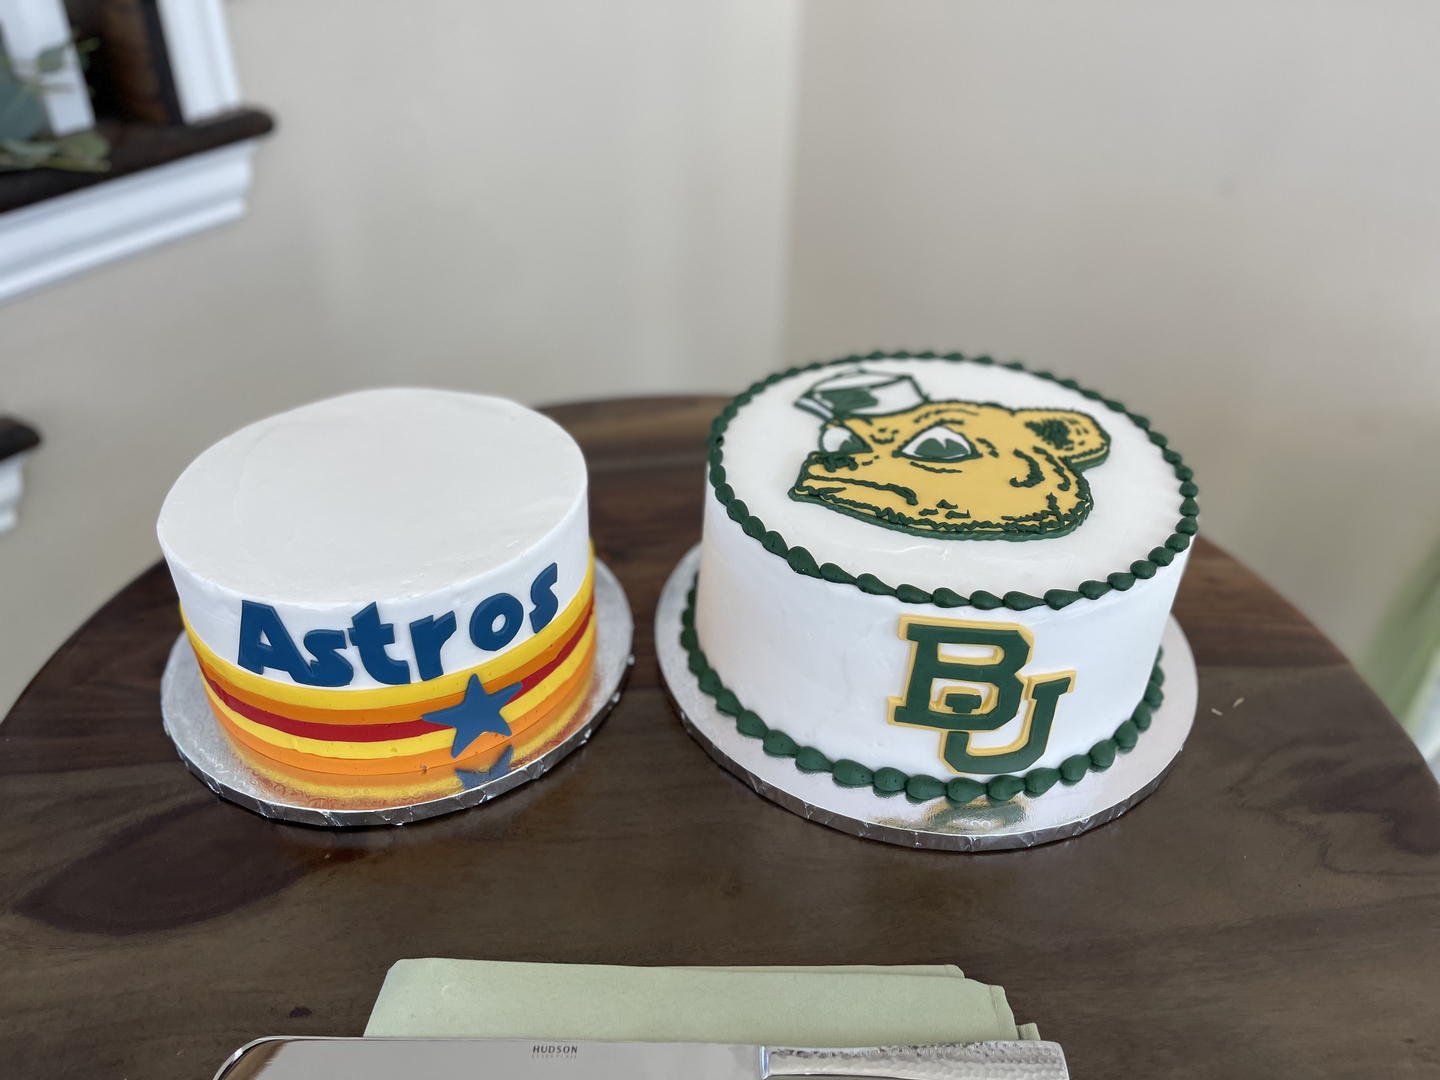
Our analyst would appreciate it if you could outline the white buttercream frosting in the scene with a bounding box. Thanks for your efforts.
[160,388,585,601]
[158,388,590,690]
[696,496,1189,779]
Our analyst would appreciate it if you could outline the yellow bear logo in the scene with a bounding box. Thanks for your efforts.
[789,370,1110,540]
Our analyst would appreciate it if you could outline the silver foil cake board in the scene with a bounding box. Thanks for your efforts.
[656,544,1198,851]
[161,559,634,827]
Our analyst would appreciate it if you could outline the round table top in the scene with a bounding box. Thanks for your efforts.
[2,396,1437,1079]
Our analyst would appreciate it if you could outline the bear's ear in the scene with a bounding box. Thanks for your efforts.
[1017,409,1110,470]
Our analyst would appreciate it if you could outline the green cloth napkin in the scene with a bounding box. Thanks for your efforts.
[365,960,1040,1045]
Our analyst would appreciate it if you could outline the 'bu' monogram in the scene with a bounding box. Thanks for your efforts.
[889,616,1073,774]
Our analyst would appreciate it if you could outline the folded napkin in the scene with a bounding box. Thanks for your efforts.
[365,960,1040,1045]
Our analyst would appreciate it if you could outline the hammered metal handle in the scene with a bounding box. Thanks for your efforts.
[762,1042,1069,1080]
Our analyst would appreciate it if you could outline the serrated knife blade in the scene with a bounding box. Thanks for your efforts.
[214,1036,1069,1080]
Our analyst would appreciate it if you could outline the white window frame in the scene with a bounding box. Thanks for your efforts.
[0,0,253,303]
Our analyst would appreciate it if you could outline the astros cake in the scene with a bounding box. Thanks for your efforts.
[686,353,1197,803]
[157,388,595,776]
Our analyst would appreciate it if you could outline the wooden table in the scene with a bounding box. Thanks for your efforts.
[2,397,1437,1079]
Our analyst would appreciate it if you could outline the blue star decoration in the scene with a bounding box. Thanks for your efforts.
[423,674,521,758]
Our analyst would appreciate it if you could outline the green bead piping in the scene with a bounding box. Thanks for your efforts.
[706,351,1198,608]
[680,580,1165,806]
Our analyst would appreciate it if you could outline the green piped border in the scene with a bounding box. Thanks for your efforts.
[708,351,1199,610]
[681,578,1164,804]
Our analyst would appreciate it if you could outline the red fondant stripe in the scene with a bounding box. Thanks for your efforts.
[206,674,451,742]
[515,603,593,697]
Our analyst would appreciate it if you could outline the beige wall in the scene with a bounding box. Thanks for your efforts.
[3,0,1439,718]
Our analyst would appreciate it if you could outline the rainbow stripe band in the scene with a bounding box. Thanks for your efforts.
[184,557,598,776]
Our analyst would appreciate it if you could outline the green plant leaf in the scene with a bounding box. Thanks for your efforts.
[0,126,109,172]
[46,153,109,172]
[1,137,59,162]
[55,130,108,160]
[0,80,47,141]
[37,44,68,74]
[0,132,109,172]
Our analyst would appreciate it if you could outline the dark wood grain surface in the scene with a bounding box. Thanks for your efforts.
[1,396,1437,1079]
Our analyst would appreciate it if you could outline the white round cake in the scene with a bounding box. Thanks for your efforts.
[685,353,1197,803]
[158,388,596,777]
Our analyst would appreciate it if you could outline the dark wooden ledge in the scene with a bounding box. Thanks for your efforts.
[0,107,274,215]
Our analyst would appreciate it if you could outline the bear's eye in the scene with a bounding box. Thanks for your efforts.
[898,425,977,462]
[820,425,870,455]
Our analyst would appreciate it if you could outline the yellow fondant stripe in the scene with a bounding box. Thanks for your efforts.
[499,618,596,723]
[214,704,500,775]
[204,681,456,760]
[216,659,596,779]
[204,623,597,762]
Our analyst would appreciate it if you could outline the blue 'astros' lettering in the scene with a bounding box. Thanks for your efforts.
[408,611,457,682]
[529,562,560,632]
[233,565,564,687]
[301,628,354,686]
[348,602,412,685]
[238,601,323,685]
[470,592,524,652]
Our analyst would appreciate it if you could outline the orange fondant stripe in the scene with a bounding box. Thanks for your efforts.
[204,622,596,769]
[210,646,596,776]
[498,620,597,731]
[183,552,594,712]
[514,602,592,697]
[204,674,451,742]
[206,681,458,764]
[216,698,493,774]
[196,598,594,730]
[237,734,516,797]
[205,616,595,749]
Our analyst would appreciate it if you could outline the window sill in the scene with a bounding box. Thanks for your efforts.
[0,108,274,302]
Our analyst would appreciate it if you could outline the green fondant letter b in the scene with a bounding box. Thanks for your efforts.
[893,621,1029,733]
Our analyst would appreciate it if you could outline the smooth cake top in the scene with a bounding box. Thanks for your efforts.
[717,357,1186,596]
[158,388,587,604]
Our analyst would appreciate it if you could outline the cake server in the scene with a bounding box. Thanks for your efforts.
[214,1036,1069,1080]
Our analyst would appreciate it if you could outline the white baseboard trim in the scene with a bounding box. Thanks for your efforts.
[0,140,257,304]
